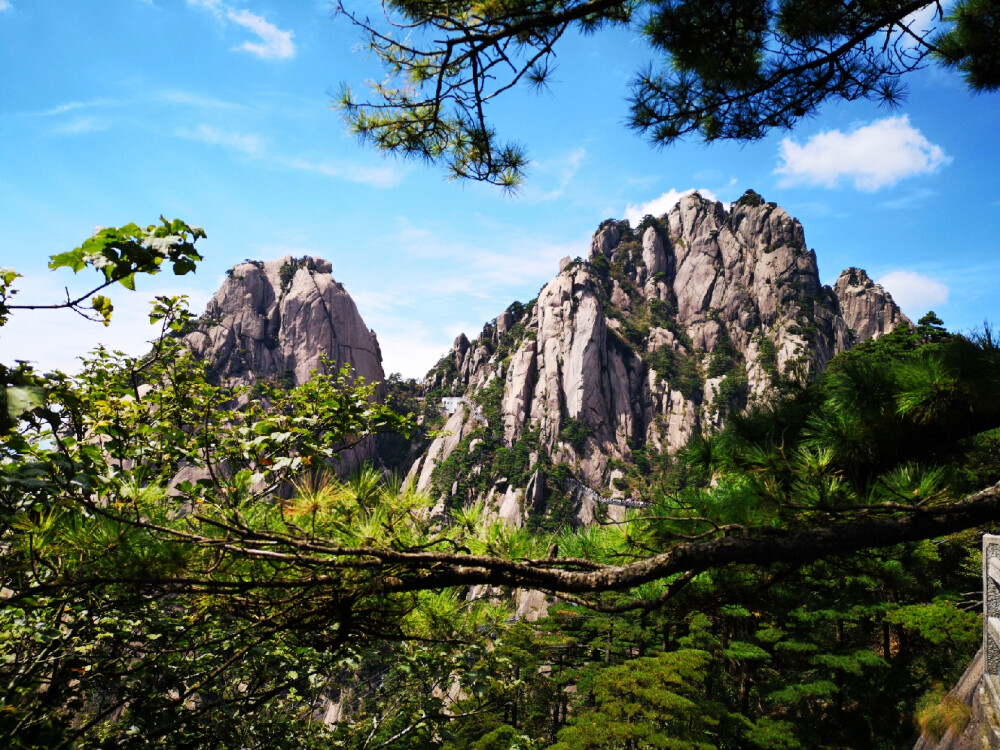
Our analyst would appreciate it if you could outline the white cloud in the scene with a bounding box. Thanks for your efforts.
[226,8,295,59]
[878,188,937,210]
[360,314,452,378]
[31,98,118,116]
[153,89,245,109]
[177,124,266,156]
[49,117,108,135]
[187,1,295,60]
[281,156,406,189]
[902,3,944,32]
[393,217,583,288]
[0,1,11,11]
[877,270,949,315]
[526,148,586,202]
[345,218,592,377]
[775,116,950,191]
[897,2,951,51]
[30,93,239,119]
[624,188,719,226]
[391,218,486,260]
[172,127,404,188]
[187,0,222,13]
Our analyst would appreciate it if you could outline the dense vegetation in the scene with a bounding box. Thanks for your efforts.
[424,316,996,748]
[2,228,998,748]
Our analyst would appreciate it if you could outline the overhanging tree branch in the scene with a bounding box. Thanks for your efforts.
[333,0,1000,185]
[15,481,1000,609]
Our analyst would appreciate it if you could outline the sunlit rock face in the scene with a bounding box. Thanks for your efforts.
[833,266,910,343]
[186,255,385,471]
[409,191,908,532]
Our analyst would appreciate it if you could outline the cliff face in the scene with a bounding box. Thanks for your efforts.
[187,256,383,389]
[411,191,908,527]
[186,255,385,469]
[833,266,909,342]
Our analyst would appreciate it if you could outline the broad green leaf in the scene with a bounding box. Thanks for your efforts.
[48,249,86,273]
[5,385,45,423]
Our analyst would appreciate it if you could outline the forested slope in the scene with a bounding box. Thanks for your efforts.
[2,214,997,749]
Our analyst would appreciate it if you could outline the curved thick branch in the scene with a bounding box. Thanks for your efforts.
[17,482,1000,609]
[370,481,1000,595]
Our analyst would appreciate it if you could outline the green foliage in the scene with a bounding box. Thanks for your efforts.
[756,334,778,376]
[429,374,543,510]
[550,649,746,749]
[1,232,474,747]
[601,326,996,747]
[279,261,298,292]
[338,0,999,185]
[934,0,1000,92]
[2,218,202,328]
[3,226,998,749]
[735,189,765,208]
[645,344,702,400]
[558,416,592,453]
[886,600,980,651]
[916,310,949,342]
[633,213,662,238]
[588,252,610,278]
[48,217,204,282]
[277,256,322,295]
[707,320,739,378]
[376,372,425,472]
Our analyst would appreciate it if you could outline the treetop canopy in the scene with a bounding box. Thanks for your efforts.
[336,0,1000,187]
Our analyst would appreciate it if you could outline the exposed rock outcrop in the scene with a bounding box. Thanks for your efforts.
[186,255,385,470]
[834,266,910,343]
[411,190,908,531]
[187,256,383,389]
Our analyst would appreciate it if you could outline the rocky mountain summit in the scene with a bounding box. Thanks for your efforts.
[187,255,383,389]
[177,193,907,528]
[409,191,908,529]
[833,266,909,341]
[186,255,385,468]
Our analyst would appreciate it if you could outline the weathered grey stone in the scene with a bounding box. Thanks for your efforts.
[496,308,515,337]
[407,191,907,527]
[647,327,681,353]
[642,225,668,278]
[502,340,537,445]
[187,256,385,472]
[589,224,622,260]
[525,469,545,515]
[611,280,631,311]
[496,487,523,528]
[833,267,911,343]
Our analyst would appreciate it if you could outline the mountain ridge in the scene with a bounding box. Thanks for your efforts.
[180,191,908,522]
[406,190,909,530]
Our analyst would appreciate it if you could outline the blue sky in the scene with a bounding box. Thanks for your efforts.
[1,1,998,378]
